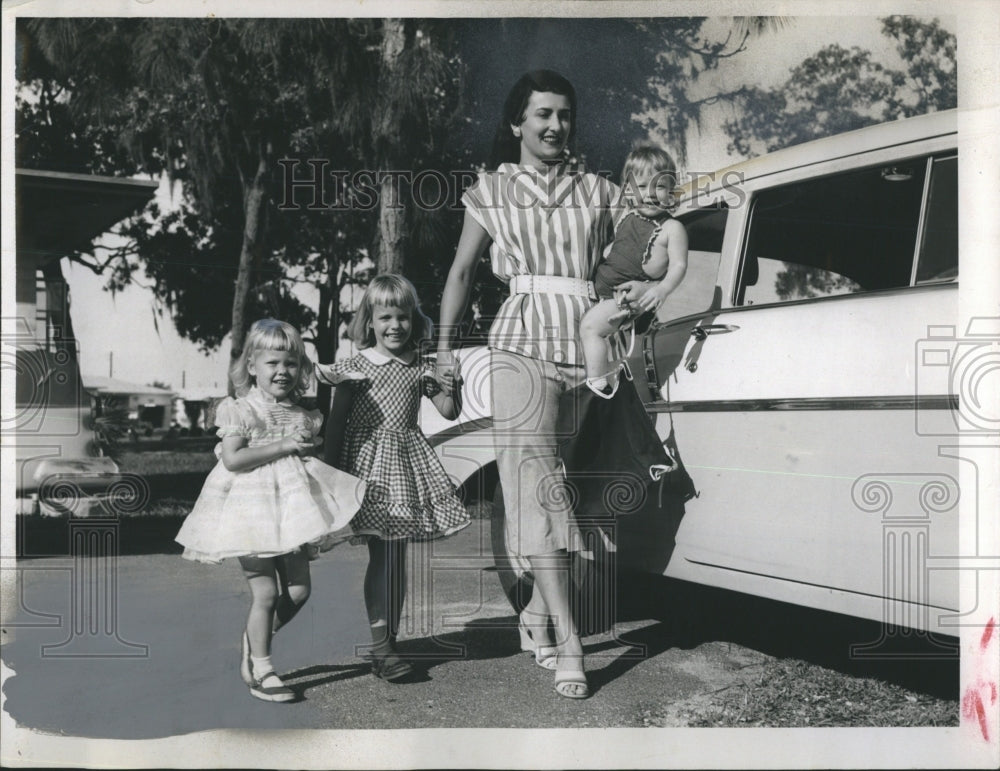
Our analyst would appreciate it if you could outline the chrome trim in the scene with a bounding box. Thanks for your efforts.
[642,331,659,401]
[645,395,957,413]
[909,157,934,286]
[680,558,960,613]
[675,126,957,205]
[425,417,493,448]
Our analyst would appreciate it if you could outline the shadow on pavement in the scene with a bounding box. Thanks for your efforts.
[615,570,959,700]
[283,662,373,698]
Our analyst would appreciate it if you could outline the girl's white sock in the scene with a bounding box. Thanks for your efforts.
[250,654,274,678]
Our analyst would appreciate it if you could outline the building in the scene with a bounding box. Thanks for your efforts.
[82,376,176,433]
[12,168,158,496]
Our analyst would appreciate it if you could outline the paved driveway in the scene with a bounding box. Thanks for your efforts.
[1,518,755,739]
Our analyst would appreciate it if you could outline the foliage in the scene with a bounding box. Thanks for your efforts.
[92,396,131,461]
[723,16,956,158]
[17,18,789,386]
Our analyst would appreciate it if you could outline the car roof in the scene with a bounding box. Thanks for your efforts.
[677,108,957,205]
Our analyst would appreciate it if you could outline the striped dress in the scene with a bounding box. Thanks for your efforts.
[461,163,622,365]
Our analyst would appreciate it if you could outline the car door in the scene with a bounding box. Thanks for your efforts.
[621,150,959,632]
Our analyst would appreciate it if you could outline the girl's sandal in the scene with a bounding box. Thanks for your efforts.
[249,670,295,703]
[370,650,414,682]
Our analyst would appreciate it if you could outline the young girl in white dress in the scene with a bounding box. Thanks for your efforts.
[316,274,470,682]
[175,319,366,703]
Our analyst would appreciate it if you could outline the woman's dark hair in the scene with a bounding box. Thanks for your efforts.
[488,70,577,169]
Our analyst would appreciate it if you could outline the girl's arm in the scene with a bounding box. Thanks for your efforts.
[436,211,491,386]
[634,219,688,312]
[220,433,313,473]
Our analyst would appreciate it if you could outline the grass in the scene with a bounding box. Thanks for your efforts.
[671,657,958,727]
[117,449,218,477]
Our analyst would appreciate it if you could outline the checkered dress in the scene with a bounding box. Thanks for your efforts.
[323,350,470,541]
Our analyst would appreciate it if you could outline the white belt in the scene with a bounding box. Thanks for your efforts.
[509,274,597,300]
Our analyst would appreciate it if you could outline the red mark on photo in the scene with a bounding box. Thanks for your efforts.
[963,679,998,743]
[981,616,996,652]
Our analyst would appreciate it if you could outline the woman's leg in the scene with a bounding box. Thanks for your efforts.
[529,551,587,698]
[273,548,311,634]
[491,351,588,696]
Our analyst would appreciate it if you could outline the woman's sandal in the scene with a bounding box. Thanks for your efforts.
[554,668,590,699]
[518,612,558,670]
[369,649,414,682]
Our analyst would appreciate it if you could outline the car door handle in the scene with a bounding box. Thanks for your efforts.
[690,324,740,341]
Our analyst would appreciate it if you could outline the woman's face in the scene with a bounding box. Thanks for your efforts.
[514,90,572,167]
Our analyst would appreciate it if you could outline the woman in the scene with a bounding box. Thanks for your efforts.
[436,70,622,699]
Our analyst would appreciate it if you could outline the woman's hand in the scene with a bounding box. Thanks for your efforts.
[435,351,462,396]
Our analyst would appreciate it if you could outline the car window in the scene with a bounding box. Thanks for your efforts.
[666,207,728,319]
[915,155,958,283]
[737,154,954,306]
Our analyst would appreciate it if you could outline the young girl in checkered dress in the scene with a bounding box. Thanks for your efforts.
[315,274,470,682]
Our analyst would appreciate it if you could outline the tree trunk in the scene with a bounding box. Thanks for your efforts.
[376,19,407,276]
[378,171,406,275]
[228,148,270,395]
[40,259,77,359]
[314,261,339,418]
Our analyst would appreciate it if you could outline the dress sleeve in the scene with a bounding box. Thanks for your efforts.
[315,358,364,386]
[213,397,252,439]
[461,171,501,241]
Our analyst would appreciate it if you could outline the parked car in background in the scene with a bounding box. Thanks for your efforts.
[424,109,960,638]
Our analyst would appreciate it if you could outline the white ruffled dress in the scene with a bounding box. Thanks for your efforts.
[175,388,366,563]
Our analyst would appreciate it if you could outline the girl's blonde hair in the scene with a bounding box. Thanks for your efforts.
[622,141,677,181]
[230,319,314,399]
[621,142,678,210]
[347,274,433,350]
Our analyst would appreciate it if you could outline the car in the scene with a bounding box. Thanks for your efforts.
[423,108,960,639]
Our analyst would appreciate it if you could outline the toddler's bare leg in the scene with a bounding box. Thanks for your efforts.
[580,299,626,381]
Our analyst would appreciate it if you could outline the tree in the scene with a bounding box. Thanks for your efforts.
[718,16,956,302]
[18,16,786,394]
[723,16,956,157]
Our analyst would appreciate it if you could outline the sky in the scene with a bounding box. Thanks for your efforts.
[59,13,956,397]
